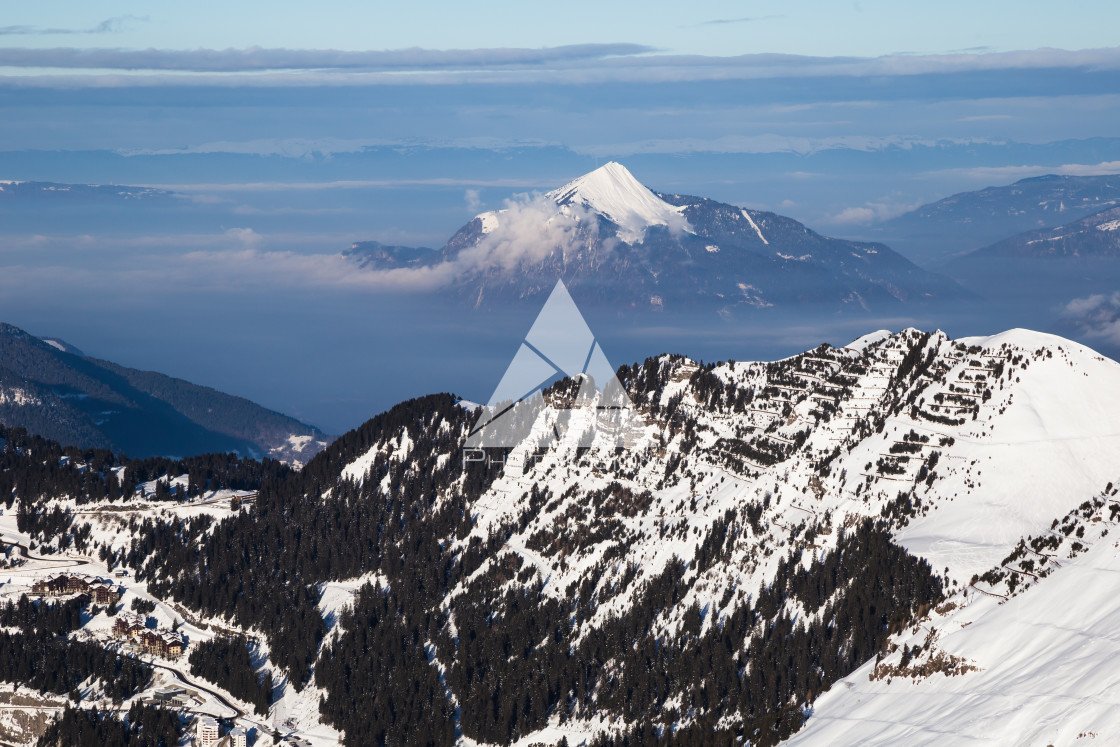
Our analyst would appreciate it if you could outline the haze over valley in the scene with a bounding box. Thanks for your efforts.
[3,2,1120,746]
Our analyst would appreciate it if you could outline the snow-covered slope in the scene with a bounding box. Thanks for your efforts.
[454,162,690,246]
[438,327,1120,743]
[296,326,1118,744]
[11,326,1120,746]
[789,487,1120,746]
[448,327,1120,604]
[890,329,1120,580]
[546,161,692,243]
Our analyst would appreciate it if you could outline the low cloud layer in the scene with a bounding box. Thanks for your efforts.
[0,16,145,36]
[0,195,604,296]
[924,160,1120,183]
[358,194,608,290]
[249,194,604,292]
[827,197,926,226]
[1061,291,1120,346]
[2,44,1119,87]
[0,43,654,73]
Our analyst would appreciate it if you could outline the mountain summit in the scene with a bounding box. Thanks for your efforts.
[348,163,967,313]
[546,161,691,243]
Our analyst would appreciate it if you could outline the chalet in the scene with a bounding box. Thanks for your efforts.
[136,629,185,659]
[88,581,120,605]
[113,612,148,640]
[31,573,119,600]
[113,611,185,657]
[31,575,69,596]
[164,634,185,659]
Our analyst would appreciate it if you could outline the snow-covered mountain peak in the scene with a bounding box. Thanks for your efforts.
[546,161,691,243]
[844,329,893,352]
[957,326,1113,359]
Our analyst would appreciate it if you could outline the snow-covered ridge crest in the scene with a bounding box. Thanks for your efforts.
[546,161,692,243]
[11,325,1120,746]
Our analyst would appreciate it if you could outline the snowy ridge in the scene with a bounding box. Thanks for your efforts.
[435,327,1120,742]
[790,486,1120,746]
[9,326,1120,746]
[844,329,893,352]
[546,161,692,243]
[477,211,500,234]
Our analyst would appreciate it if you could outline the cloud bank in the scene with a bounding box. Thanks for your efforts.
[923,160,1120,183]
[1061,292,1120,346]
[0,43,655,73]
[0,16,145,36]
[0,195,605,295]
[2,44,1120,87]
[357,194,609,290]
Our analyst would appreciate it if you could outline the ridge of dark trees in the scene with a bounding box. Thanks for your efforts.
[0,627,150,701]
[36,703,182,747]
[5,360,948,746]
[188,635,273,715]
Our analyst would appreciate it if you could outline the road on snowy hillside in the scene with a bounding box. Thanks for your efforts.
[1,529,278,740]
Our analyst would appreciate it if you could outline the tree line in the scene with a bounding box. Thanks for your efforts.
[37,703,182,747]
[188,635,273,715]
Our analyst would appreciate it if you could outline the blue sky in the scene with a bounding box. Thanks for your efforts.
[4,1,1120,58]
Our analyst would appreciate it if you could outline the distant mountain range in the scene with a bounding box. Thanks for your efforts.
[963,204,1120,259]
[868,174,1120,265]
[0,323,329,462]
[940,200,1120,299]
[937,204,1120,353]
[348,162,967,314]
[0,180,171,203]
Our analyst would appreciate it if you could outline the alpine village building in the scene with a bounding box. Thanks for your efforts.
[113,613,185,659]
[31,573,121,605]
